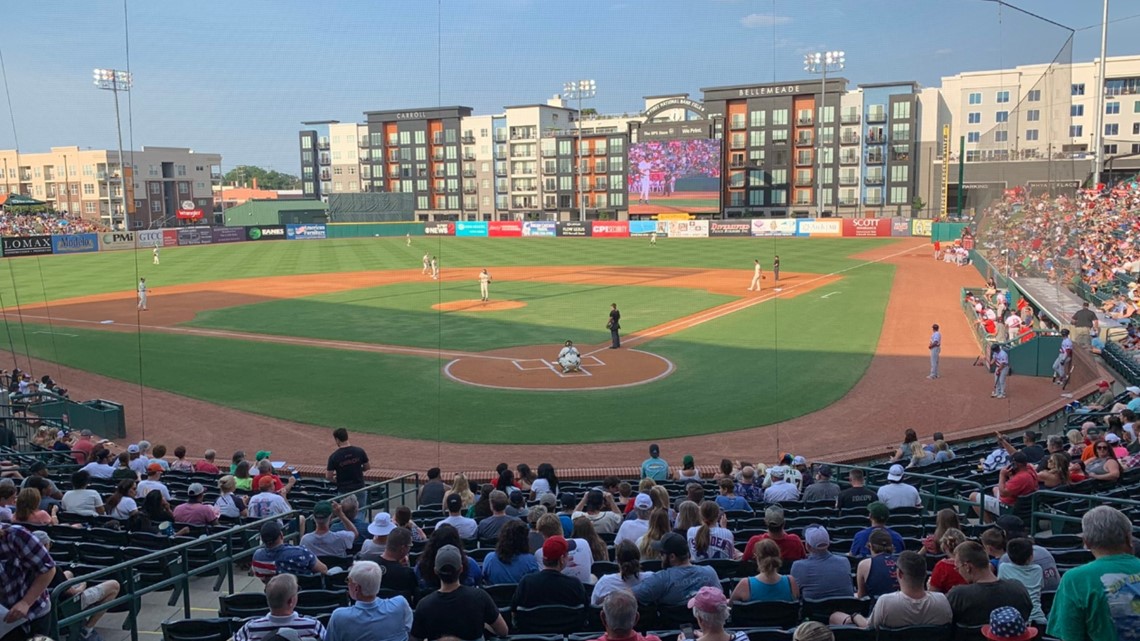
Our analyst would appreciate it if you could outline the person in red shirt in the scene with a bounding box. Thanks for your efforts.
[741,505,806,565]
[252,459,296,496]
[69,430,98,465]
[928,528,969,593]
[970,451,1037,521]
[193,449,221,475]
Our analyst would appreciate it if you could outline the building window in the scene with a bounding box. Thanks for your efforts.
[770,190,786,205]
[83,183,94,195]
[771,109,788,126]
[149,183,160,194]
[819,105,835,123]
[1106,101,1120,115]
[1027,89,1041,102]
[890,187,908,204]
[1070,125,1083,138]
[749,130,766,147]
[770,169,787,185]
[994,130,1008,142]
[891,102,910,119]
[1026,129,1039,141]
[151,201,162,213]
[1105,144,1118,155]
[176,165,186,176]
[301,137,312,149]
[748,190,764,206]
[1133,144,1140,155]
[1105,124,1119,136]
[749,110,766,127]
[84,202,96,214]
[1135,100,1140,113]
[995,111,1009,123]
[890,165,908,182]
[1071,104,1084,117]
[1133,123,1140,135]
[995,91,1010,103]
[1026,109,1040,121]
[413,131,425,145]
[967,112,981,124]
[967,132,980,143]
[968,92,982,105]
[1072,83,1085,96]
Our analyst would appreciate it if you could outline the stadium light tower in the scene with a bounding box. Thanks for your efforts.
[563,79,596,221]
[93,68,132,229]
[804,51,845,217]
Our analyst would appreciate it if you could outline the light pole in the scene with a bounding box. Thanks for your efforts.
[93,68,132,230]
[804,51,845,217]
[563,79,596,221]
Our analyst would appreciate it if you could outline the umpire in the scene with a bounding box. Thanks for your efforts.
[608,303,621,349]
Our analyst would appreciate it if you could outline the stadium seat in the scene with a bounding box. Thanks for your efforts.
[217,592,269,619]
[592,561,619,577]
[483,583,519,609]
[801,597,870,623]
[506,635,565,641]
[698,559,746,579]
[513,604,585,634]
[729,600,799,628]
[294,589,349,617]
[829,625,873,641]
[954,623,986,641]
[877,624,954,641]
[656,602,698,627]
[741,627,795,641]
[161,617,239,641]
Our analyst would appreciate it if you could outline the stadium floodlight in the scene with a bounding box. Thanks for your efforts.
[93,68,133,230]
[563,79,597,221]
[803,51,846,217]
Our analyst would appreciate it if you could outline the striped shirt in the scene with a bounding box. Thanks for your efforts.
[234,612,327,641]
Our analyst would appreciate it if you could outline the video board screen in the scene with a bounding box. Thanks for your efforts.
[628,139,721,214]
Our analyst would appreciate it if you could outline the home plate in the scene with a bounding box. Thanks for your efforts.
[100,320,115,324]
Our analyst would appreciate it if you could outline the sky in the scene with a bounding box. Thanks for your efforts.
[0,0,1136,174]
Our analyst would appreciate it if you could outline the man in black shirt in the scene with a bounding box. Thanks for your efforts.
[608,303,621,349]
[998,430,1046,466]
[411,544,508,641]
[418,467,449,508]
[512,535,586,608]
[326,428,369,494]
[836,469,878,510]
[947,541,1031,627]
[1070,301,1100,348]
[372,527,418,600]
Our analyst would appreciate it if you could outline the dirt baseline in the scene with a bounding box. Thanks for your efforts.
[432,299,526,312]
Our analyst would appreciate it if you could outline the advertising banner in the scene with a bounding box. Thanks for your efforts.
[136,230,164,248]
[285,224,327,240]
[50,233,99,255]
[2,235,53,257]
[797,219,843,237]
[628,220,658,237]
[590,221,630,238]
[423,222,454,236]
[751,219,797,237]
[211,227,245,244]
[245,225,286,241]
[890,217,912,237]
[669,219,708,238]
[177,226,214,246]
[522,221,556,237]
[176,208,205,220]
[162,229,180,247]
[488,221,523,237]
[99,231,136,251]
[556,221,591,237]
[841,218,892,238]
[910,219,933,237]
[455,221,488,237]
[708,221,752,237]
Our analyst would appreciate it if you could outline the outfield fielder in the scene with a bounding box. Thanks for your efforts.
[556,340,581,373]
[422,252,431,275]
[649,231,657,246]
[152,247,160,265]
[406,233,411,247]
[137,278,148,311]
[478,268,492,302]
[747,259,762,291]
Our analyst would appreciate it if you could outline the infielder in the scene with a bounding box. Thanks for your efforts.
[430,256,439,280]
[137,278,148,311]
[422,252,431,275]
[773,255,780,282]
[557,340,581,373]
[747,259,762,291]
[1053,328,1073,388]
[478,268,492,302]
[928,323,941,379]
[152,247,160,265]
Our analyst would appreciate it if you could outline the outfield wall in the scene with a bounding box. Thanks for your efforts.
[0,217,933,258]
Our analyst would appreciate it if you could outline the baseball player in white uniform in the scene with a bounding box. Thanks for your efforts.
[152,247,160,265]
[557,340,582,373]
[1053,328,1074,388]
[649,231,657,246]
[747,259,762,291]
[928,323,941,379]
[430,257,439,280]
[478,269,492,302]
[637,161,652,204]
[406,233,411,247]
[137,278,148,311]
[422,252,431,275]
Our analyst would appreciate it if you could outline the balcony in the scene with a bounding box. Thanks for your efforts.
[840,134,860,146]
[318,155,331,166]
[891,151,912,162]
[462,169,476,177]
[865,135,885,145]
[462,152,475,161]
[494,151,507,160]
[432,151,445,161]
[839,197,858,206]
[841,114,861,125]
[795,136,813,147]
[319,171,331,181]
[795,155,813,167]
[839,175,858,185]
[433,185,447,193]
[433,168,445,178]
[387,151,399,162]
[358,139,369,148]
[867,154,885,164]
[461,134,475,144]
[317,141,330,150]
[463,185,476,194]
[797,116,814,126]
[864,176,884,185]
[865,196,884,206]
[432,133,444,145]
[729,159,748,168]
[839,155,859,165]
[730,118,746,130]
[866,111,887,124]
[773,137,788,146]
[541,148,556,158]
[210,171,222,180]
[795,176,814,187]
[494,168,507,177]
[493,132,508,143]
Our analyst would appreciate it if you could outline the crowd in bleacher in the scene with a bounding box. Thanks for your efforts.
[0,209,108,237]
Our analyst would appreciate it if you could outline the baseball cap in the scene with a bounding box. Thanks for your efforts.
[367,512,395,537]
[887,464,905,482]
[1105,433,1122,444]
[764,505,785,527]
[542,535,569,561]
[682,454,694,467]
[804,525,831,550]
[994,514,1027,537]
[780,453,793,464]
[538,493,557,509]
[770,467,785,479]
[982,606,1038,641]
[80,429,93,437]
[147,463,163,473]
[867,501,890,522]
[650,531,689,557]
[687,586,729,613]
[558,492,577,510]
[434,544,463,572]
[313,500,333,518]
[186,483,205,497]
[1097,380,1111,389]
[817,464,832,478]
[792,456,806,466]
[255,450,272,461]
[1011,451,1030,464]
[1127,386,1140,395]
[446,494,463,511]
[260,521,283,543]
[127,444,140,454]
[28,461,46,474]
[649,444,660,457]
[634,493,653,510]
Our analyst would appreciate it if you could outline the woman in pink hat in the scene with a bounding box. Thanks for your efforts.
[681,586,747,641]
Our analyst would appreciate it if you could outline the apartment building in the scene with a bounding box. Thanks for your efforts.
[0,145,221,228]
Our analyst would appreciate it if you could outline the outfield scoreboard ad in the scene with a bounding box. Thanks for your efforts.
[628,138,721,215]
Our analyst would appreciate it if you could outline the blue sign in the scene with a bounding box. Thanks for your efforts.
[455,221,488,237]
[522,221,556,237]
[629,220,659,237]
[285,224,327,240]
[51,233,99,254]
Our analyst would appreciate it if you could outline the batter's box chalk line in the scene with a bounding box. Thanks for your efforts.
[511,359,550,371]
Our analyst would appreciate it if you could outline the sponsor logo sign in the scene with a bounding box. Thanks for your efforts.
[796,219,842,237]
[51,233,99,254]
[590,221,629,238]
[910,219,933,237]
[177,226,214,246]
[211,227,245,244]
[890,217,912,237]
[455,221,488,237]
[556,221,591,237]
[488,221,523,237]
[708,221,752,237]
[162,229,179,247]
[751,219,797,237]
[176,208,204,220]
[285,224,327,240]
[246,225,286,241]
[628,220,658,237]
[136,230,165,248]
[2,235,53,257]
[522,221,557,237]
[669,220,708,238]
[841,218,892,238]
[423,222,454,236]
[100,231,136,251]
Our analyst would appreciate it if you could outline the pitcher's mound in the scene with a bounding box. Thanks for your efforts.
[432,299,526,312]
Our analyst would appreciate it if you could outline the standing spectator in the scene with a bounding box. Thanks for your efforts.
[790,526,852,600]
[326,561,411,641]
[831,551,951,629]
[511,535,586,608]
[1047,505,1140,640]
[876,465,922,510]
[592,541,653,606]
[251,522,327,583]
[946,542,1031,627]
[327,428,370,495]
[410,545,508,641]
[741,506,806,564]
[836,469,878,510]
[1070,301,1100,348]
[731,538,799,602]
[802,465,840,503]
[194,449,221,474]
[590,588,660,641]
[234,574,327,641]
[301,501,358,558]
[482,519,540,584]
[615,493,653,546]
[417,468,448,508]
[0,521,56,641]
[849,502,905,557]
[641,444,670,481]
[172,483,219,526]
[631,532,719,607]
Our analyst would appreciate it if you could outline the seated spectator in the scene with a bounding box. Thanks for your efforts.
[993,516,1061,591]
[234,460,255,491]
[414,524,483,589]
[410,544,507,641]
[248,477,292,522]
[194,449,221,474]
[443,473,475,509]
[34,530,120,641]
[1036,453,1071,489]
[0,480,14,521]
[79,448,116,479]
[837,469,878,510]
[742,505,806,564]
[516,464,536,494]
[677,454,700,481]
[790,526,852,600]
[947,541,1032,627]
[69,429,98,466]
[573,488,622,535]
[149,444,170,471]
[505,489,529,519]
[439,493,477,540]
[637,507,671,562]
[971,451,1038,520]
[527,504,549,552]
[714,478,751,512]
[831,550,951,629]
[104,479,138,521]
[855,530,899,598]
[330,494,368,549]
[998,538,1047,626]
[301,500,358,558]
[535,513,594,583]
[327,561,413,641]
[877,465,922,510]
[1084,439,1124,483]
[932,440,955,463]
[849,502,905,557]
[369,527,418,600]
[13,488,55,526]
[168,446,195,473]
[392,506,426,544]
[136,464,171,501]
[573,516,610,565]
[730,538,799,602]
[921,508,961,555]
[139,490,188,536]
[592,541,653,606]
[512,535,586,608]
[928,528,969,593]
[251,522,327,583]
[615,493,653,546]
[475,490,516,540]
[673,500,700,537]
[24,476,59,513]
[21,462,62,501]
[360,512,395,558]
[61,470,104,517]
[763,468,800,503]
[802,465,840,503]
[215,475,248,519]
[482,519,540,584]
[982,607,1039,641]
[676,482,705,512]
[687,586,747,641]
[112,452,137,481]
[234,573,327,641]
[631,532,719,607]
[734,465,763,503]
[171,483,219,526]
[640,444,670,481]
[890,428,919,463]
[906,442,936,468]
[687,500,741,561]
[126,443,148,477]
[591,588,660,641]
[253,459,295,496]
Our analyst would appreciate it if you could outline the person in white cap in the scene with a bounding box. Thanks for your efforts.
[614,492,654,546]
[876,465,922,510]
[171,483,218,526]
[1110,385,1140,413]
[359,512,396,558]
[763,468,800,503]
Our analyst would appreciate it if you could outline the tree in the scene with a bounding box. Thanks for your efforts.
[580,108,598,117]
[911,196,926,218]
[223,165,300,190]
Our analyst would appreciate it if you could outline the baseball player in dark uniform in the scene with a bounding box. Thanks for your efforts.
[608,304,621,349]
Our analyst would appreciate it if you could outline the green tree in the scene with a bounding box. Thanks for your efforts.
[911,196,926,217]
[223,165,300,190]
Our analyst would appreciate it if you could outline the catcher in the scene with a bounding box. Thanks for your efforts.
[556,340,582,373]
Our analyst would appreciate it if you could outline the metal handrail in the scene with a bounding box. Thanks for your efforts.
[48,473,419,641]
[1028,488,1140,535]
[819,462,986,516]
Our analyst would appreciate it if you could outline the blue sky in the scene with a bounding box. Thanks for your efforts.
[0,0,1135,173]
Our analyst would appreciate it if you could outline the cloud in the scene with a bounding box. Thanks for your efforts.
[740,13,793,28]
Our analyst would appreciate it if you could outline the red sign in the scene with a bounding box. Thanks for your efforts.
[841,218,892,237]
[177,208,204,220]
[162,229,179,247]
[488,221,523,237]
[590,221,630,237]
